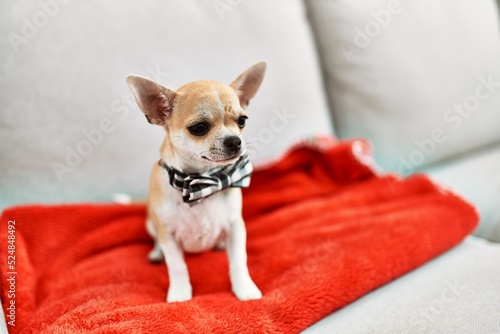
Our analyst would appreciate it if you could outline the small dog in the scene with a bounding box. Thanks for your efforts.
[126,62,266,302]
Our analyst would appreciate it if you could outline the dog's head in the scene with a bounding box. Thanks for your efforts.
[127,62,266,172]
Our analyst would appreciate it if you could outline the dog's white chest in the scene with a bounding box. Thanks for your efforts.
[161,189,235,253]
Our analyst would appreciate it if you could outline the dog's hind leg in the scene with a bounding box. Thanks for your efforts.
[146,217,164,263]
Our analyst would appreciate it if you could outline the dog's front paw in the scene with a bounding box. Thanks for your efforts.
[167,283,192,302]
[232,279,262,301]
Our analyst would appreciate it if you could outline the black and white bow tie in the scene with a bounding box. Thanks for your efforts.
[159,155,253,206]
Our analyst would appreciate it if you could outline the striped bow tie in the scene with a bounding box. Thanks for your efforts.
[159,155,253,206]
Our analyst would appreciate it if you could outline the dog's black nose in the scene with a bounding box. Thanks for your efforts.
[223,136,242,153]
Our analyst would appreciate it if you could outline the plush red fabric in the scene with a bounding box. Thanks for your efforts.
[1,138,478,333]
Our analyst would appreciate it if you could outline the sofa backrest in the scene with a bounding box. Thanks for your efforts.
[0,0,333,208]
[305,0,500,173]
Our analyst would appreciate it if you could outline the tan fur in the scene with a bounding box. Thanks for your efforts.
[167,81,244,148]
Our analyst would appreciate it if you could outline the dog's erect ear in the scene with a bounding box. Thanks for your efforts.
[230,61,267,109]
[126,75,176,126]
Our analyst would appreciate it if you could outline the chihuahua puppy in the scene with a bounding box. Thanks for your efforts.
[126,62,266,302]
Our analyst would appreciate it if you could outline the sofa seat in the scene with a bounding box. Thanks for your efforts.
[304,236,500,334]
[421,142,500,242]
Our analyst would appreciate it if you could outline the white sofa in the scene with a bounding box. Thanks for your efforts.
[1,0,499,332]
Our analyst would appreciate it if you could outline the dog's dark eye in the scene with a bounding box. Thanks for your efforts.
[188,122,210,136]
[237,116,248,129]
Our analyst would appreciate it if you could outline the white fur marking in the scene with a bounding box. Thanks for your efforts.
[226,216,262,300]
[161,237,192,302]
[211,84,224,113]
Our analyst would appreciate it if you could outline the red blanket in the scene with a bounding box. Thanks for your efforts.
[1,138,478,333]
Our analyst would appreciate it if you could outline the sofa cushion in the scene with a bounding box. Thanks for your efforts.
[305,0,500,172]
[0,0,332,209]
[421,143,500,243]
[304,236,500,334]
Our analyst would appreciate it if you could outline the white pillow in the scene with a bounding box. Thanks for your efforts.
[0,0,332,207]
[306,0,500,173]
